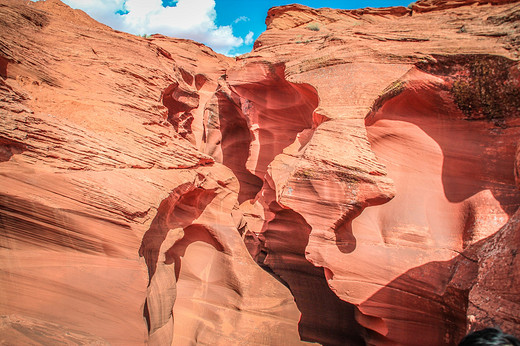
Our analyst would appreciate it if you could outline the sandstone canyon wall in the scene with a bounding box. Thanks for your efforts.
[1,0,520,345]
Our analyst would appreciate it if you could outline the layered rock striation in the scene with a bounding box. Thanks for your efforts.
[0,0,301,344]
[1,0,520,345]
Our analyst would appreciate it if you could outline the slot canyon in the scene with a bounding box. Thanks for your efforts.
[1,0,520,345]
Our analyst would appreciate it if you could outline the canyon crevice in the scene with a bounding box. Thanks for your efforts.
[1,0,520,345]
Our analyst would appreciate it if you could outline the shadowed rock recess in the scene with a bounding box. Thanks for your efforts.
[1,0,519,344]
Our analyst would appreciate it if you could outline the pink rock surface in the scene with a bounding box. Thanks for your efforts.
[358,56,520,344]
[227,1,520,344]
[467,207,520,334]
[1,0,520,344]
[0,0,301,344]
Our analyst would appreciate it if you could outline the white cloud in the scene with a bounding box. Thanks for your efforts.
[57,0,247,55]
[233,16,249,24]
[244,31,254,45]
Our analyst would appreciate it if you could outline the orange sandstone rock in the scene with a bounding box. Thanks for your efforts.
[0,0,301,345]
[227,0,520,344]
[1,0,520,345]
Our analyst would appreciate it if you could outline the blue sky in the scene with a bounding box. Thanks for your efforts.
[54,0,412,56]
[215,0,411,55]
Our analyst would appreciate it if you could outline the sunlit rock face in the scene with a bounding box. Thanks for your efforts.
[223,0,520,344]
[0,0,301,345]
[1,0,520,345]
[357,55,520,345]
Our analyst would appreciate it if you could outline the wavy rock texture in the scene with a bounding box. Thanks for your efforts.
[0,0,301,345]
[229,1,520,345]
[361,55,520,344]
[1,0,520,345]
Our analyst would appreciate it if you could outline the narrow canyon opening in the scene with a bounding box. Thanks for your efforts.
[202,62,365,344]
[206,62,320,202]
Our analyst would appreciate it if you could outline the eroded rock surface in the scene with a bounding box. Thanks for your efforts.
[0,0,301,345]
[226,1,520,345]
[1,0,520,345]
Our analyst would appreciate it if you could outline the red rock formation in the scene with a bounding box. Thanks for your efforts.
[203,61,320,203]
[467,208,520,334]
[1,0,520,345]
[227,1,520,345]
[0,0,301,344]
[359,54,520,344]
